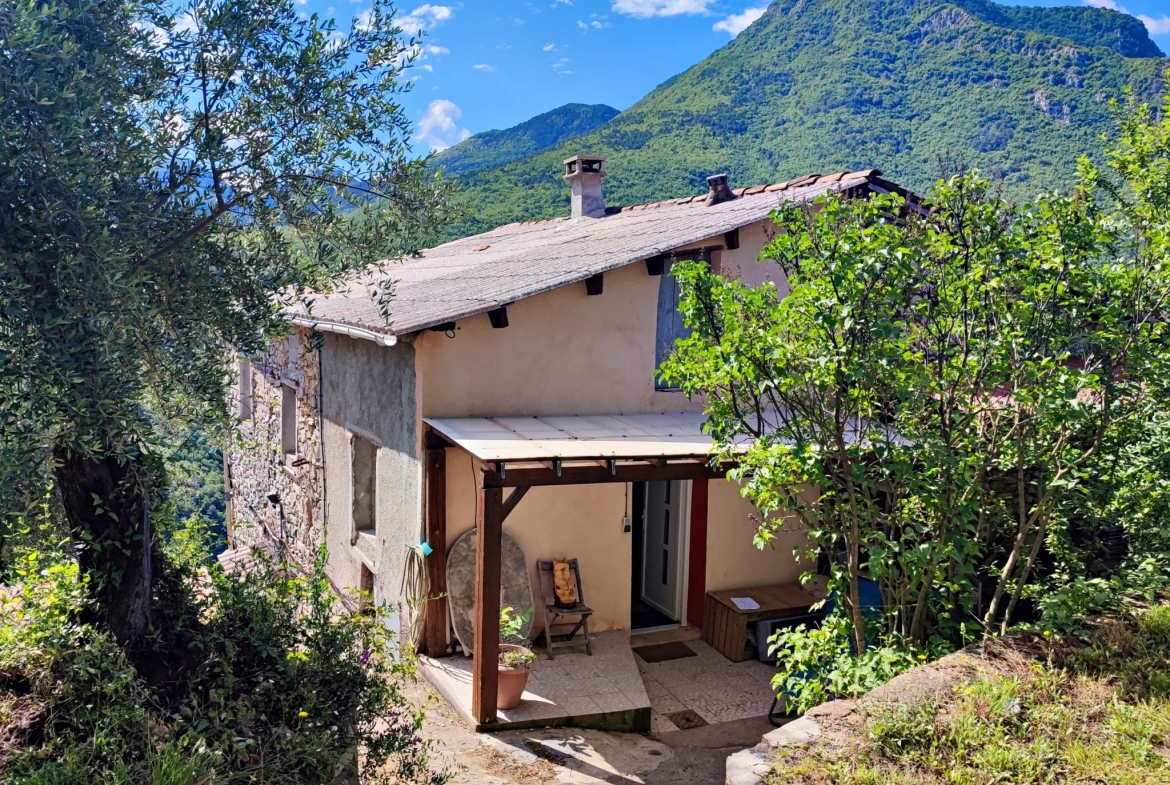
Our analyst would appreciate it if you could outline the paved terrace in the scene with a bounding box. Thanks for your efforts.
[419,631,777,734]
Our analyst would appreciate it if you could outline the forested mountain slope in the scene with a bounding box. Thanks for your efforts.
[444,0,1165,238]
[432,103,619,176]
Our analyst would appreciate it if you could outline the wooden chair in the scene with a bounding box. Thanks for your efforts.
[536,559,593,659]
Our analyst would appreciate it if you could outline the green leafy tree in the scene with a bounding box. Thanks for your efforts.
[0,0,455,642]
[661,98,1170,649]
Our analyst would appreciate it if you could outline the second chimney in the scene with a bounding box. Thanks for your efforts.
[706,173,736,206]
[564,155,606,219]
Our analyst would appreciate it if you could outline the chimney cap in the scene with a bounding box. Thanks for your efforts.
[706,173,735,206]
[564,155,606,179]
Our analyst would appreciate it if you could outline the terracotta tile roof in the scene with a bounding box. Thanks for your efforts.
[291,169,906,339]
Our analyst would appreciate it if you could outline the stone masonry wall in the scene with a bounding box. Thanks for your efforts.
[225,326,324,567]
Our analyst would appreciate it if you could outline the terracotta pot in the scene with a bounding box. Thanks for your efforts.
[497,644,533,710]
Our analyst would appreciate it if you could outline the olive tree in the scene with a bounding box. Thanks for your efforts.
[0,0,455,642]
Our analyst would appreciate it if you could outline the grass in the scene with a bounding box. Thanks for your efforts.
[765,603,1170,785]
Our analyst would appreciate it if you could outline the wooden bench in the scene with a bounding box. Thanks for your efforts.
[702,581,827,662]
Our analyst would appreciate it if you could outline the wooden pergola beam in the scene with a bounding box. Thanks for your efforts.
[482,460,731,488]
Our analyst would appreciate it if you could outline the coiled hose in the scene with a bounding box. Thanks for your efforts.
[399,542,430,653]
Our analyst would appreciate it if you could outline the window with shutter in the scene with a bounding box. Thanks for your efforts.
[654,261,690,391]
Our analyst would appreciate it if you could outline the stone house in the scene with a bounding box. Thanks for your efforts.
[225,157,913,730]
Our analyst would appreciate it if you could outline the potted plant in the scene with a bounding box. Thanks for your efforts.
[497,606,536,710]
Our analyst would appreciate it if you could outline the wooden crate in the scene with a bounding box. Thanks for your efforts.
[701,583,822,662]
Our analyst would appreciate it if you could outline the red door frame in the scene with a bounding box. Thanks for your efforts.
[686,478,709,631]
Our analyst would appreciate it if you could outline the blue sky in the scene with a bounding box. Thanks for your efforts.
[306,0,1170,153]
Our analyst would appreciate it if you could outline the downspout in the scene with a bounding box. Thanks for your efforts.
[317,334,328,561]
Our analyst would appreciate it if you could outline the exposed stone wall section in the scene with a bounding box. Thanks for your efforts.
[225,326,324,568]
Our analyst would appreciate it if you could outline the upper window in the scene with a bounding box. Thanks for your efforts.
[287,332,300,368]
[238,358,252,421]
[281,384,297,456]
[654,261,690,391]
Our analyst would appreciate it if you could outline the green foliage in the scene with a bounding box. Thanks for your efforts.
[439,0,1164,238]
[769,616,922,715]
[659,80,1170,655]
[0,0,457,639]
[499,605,531,644]
[433,103,619,177]
[497,606,536,667]
[953,0,1163,58]
[1064,603,1170,702]
[767,605,1170,783]
[0,549,446,784]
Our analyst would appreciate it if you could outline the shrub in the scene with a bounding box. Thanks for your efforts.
[769,615,922,716]
[0,548,446,785]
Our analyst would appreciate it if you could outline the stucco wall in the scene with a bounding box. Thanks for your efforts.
[444,451,632,633]
[704,479,811,594]
[415,260,702,418]
[711,219,791,294]
[319,333,420,610]
[414,218,789,419]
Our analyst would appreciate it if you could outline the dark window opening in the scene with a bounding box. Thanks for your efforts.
[352,435,377,536]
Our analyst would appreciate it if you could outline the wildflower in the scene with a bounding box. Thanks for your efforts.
[360,648,370,664]
[298,710,309,718]
[917,654,927,660]
[1042,630,1051,637]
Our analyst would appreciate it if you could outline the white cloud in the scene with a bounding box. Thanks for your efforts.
[473,63,495,71]
[543,42,556,50]
[1079,1,1170,38]
[1139,14,1170,34]
[611,0,713,18]
[172,11,198,33]
[423,44,449,55]
[416,99,471,152]
[577,20,587,28]
[398,4,454,37]
[712,6,766,36]
[421,64,433,71]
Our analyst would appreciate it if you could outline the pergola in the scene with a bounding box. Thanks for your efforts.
[421,412,737,726]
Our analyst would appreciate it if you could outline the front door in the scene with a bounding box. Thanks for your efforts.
[641,480,683,620]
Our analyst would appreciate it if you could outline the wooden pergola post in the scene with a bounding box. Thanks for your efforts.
[424,445,448,657]
[472,481,503,725]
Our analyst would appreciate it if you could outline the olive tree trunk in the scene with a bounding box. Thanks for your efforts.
[53,447,152,644]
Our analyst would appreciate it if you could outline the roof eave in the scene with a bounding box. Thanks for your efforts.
[288,316,398,347]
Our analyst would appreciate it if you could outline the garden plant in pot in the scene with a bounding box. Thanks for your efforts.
[498,606,537,710]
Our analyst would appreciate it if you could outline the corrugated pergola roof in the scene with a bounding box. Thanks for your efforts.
[423,412,723,462]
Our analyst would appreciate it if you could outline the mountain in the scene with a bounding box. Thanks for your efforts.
[443,0,1165,238]
[432,103,619,176]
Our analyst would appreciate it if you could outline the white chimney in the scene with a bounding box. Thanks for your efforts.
[564,155,606,219]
